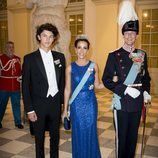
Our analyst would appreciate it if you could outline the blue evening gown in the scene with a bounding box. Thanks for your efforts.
[70,61,101,158]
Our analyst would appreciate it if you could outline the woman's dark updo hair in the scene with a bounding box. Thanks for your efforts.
[74,35,90,49]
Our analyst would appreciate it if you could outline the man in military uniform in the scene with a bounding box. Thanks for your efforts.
[0,41,23,129]
[102,1,151,158]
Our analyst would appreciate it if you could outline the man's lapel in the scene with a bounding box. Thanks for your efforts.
[35,50,48,81]
[52,51,59,84]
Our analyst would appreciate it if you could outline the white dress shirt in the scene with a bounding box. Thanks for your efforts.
[40,48,58,97]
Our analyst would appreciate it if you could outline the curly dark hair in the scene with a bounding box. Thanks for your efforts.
[36,23,59,43]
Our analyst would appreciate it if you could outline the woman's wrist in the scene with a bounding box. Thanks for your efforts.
[63,109,67,113]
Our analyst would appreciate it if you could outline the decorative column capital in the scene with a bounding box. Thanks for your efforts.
[7,0,27,12]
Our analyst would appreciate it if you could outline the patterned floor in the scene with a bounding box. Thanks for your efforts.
[0,89,158,158]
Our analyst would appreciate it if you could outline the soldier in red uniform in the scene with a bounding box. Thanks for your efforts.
[0,41,23,129]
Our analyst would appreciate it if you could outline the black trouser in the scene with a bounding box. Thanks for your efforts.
[113,110,141,158]
[29,120,34,135]
[32,93,61,158]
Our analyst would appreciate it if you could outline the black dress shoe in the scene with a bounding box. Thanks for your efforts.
[16,124,24,129]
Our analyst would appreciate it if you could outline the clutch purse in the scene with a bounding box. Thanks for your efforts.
[64,117,71,130]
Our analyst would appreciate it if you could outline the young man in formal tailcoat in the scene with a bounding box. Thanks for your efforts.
[22,23,65,158]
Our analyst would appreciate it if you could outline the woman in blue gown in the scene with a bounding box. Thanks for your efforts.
[62,34,104,158]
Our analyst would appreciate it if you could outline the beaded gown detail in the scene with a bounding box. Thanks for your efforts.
[70,61,101,158]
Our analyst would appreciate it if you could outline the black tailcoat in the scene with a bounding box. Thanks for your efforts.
[22,49,65,113]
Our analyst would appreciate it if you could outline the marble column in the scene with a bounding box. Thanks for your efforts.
[26,0,71,64]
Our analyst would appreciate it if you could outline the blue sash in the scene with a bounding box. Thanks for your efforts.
[111,63,141,110]
[68,62,95,115]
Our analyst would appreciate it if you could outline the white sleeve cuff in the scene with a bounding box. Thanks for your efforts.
[27,111,35,114]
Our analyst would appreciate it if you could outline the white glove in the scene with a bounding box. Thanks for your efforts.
[143,91,151,104]
[124,87,140,98]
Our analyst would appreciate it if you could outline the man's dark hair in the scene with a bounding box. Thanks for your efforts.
[6,41,14,45]
[36,23,59,43]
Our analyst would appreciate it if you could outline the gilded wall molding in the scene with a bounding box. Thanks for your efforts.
[91,0,119,5]
[66,2,85,12]
[136,0,158,5]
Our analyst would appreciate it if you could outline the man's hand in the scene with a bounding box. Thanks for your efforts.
[28,112,37,122]
[17,75,22,82]
[143,91,151,107]
[124,87,140,98]
[113,75,118,82]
